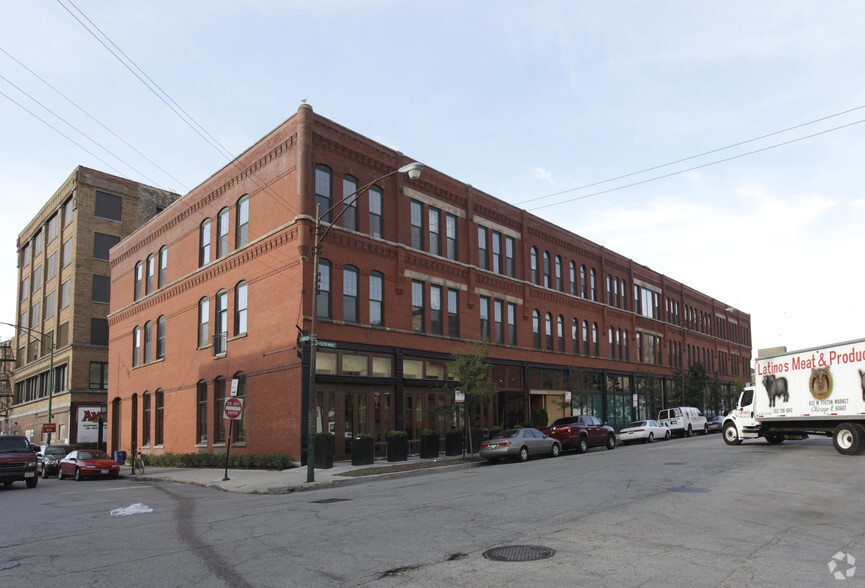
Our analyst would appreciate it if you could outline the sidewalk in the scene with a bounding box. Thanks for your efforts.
[125,454,485,494]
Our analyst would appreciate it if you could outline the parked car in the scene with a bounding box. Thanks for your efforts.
[707,416,724,433]
[0,435,38,488]
[657,407,708,437]
[58,450,120,481]
[37,444,75,478]
[619,420,671,444]
[541,415,616,453]
[479,428,560,463]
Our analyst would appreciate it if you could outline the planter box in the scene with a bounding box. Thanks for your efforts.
[420,435,439,459]
[351,437,374,466]
[445,433,463,456]
[387,436,408,462]
[314,439,333,469]
[468,430,483,454]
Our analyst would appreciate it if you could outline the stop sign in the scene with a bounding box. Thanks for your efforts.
[224,397,244,420]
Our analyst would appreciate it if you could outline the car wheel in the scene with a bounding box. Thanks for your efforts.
[647,433,654,444]
[74,468,82,481]
[519,446,529,462]
[665,430,671,440]
[41,466,49,479]
[576,437,588,454]
[26,477,38,489]
[606,435,616,450]
[551,443,560,458]
[703,425,709,435]
[723,422,743,446]
[58,468,65,480]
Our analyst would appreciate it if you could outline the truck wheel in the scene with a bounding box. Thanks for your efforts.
[765,433,785,445]
[685,426,693,438]
[723,423,743,446]
[833,423,865,455]
[576,437,588,454]
[26,477,38,488]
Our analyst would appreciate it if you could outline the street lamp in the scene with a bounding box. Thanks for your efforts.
[306,162,423,483]
[0,321,54,442]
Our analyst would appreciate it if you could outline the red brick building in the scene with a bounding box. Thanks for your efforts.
[108,104,751,462]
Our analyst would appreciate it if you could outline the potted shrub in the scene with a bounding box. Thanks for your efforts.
[445,428,463,456]
[351,433,374,466]
[314,432,334,469]
[420,429,439,459]
[386,430,408,462]
[469,427,483,454]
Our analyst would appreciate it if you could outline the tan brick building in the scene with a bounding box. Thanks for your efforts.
[8,167,179,445]
[108,104,751,463]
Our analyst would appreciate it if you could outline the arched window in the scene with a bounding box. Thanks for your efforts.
[590,269,597,301]
[315,165,332,222]
[609,326,615,359]
[142,391,151,446]
[530,247,539,284]
[317,259,331,319]
[216,208,230,258]
[370,271,383,326]
[543,252,551,288]
[158,246,167,288]
[557,315,565,352]
[592,323,599,357]
[555,256,562,291]
[215,289,228,354]
[532,310,541,349]
[156,315,166,359]
[582,320,589,355]
[132,326,141,366]
[196,380,208,445]
[236,195,249,248]
[143,320,152,363]
[369,185,383,238]
[580,265,587,298]
[155,389,164,446]
[198,297,209,348]
[214,376,226,443]
[199,219,211,267]
[545,312,553,350]
[146,254,155,295]
[234,281,247,336]
[134,262,143,300]
[571,318,578,354]
[569,261,577,295]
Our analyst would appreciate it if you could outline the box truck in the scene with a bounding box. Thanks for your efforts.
[723,338,865,455]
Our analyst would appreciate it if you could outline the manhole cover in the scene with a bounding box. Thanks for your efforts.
[667,487,711,493]
[483,545,555,562]
[310,498,351,504]
[0,562,19,571]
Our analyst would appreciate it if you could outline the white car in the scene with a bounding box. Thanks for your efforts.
[619,420,671,444]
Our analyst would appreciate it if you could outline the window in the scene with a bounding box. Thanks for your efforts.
[215,290,228,353]
[572,319,579,354]
[317,260,331,319]
[234,281,247,336]
[63,197,74,227]
[569,262,577,295]
[216,208,229,258]
[430,285,443,335]
[479,296,490,341]
[446,213,458,260]
[448,289,459,338]
[198,297,209,347]
[315,165,332,222]
[609,326,615,359]
[60,280,70,309]
[146,254,155,295]
[93,233,120,260]
[369,185,383,238]
[91,318,108,346]
[32,266,42,292]
[46,252,57,281]
[47,214,58,243]
[411,280,424,332]
[491,231,502,274]
[494,300,504,344]
[607,275,613,305]
[89,362,108,389]
[158,246,167,288]
[34,230,43,255]
[507,302,516,345]
[530,247,538,284]
[62,238,72,268]
[155,389,164,445]
[429,207,441,256]
[478,226,488,270]
[410,200,423,250]
[44,291,55,320]
[590,269,597,301]
[583,320,589,355]
[343,266,359,323]
[132,327,141,367]
[144,321,152,363]
[505,236,514,277]
[92,275,110,303]
[532,310,541,349]
[592,323,599,356]
[343,176,358,230]
[94,191,122,221]
[21,277,29,301]
[543,251,551,288]
[236,195,249,248]
[142,393,151,446]
[232,373,246,442]
[196,380,208,444]
[555,256,563,291]
[157,315,165,359]
[370,272,383,326]
[199,219,211,266]
[636,285,660,318]
[134,262,142,300]
[580,265,587,298]
[545,313,553,350]
[557,315,565,352]
[214,377,226,443]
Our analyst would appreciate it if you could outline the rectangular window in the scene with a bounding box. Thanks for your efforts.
[343,267,358,323]
[491,231,501,274]
[60,280,70,309]
[479,296,490,341]
[31,301,41,328]
[446,213,458,260]
[410,200,423,250]
[370,272,383,326]
[507,303,517,345]
[429,207,441,256]
[46,252,57,281]
[478,226,488,270]
[95,191,122,221]
[62,238,73,268]
[34,230,43,255]
[369,186,383,238]
[197,381,208,444]
[447,289,459,338]
[90,362,108,389]
[44,291,55,320]
[343,176,358,231]
[317,261,331,319]
[411,280,424,332]
[32,266,42,292]
[63,197,74,227]
[155,390,164,446]
[21,243,30,267]
[93,233,120,260]
[430,285,442,335]
[215,378,226,443]
[494,299,504,344]
[92,275,110,303]
[91,318,109,346]
[47,214,58,243]
[20,277,28,301]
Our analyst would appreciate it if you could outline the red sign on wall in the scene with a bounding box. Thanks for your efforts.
[42,423,57,433]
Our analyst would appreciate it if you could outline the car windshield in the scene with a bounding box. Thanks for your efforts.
[79,450,110,460]
[46,446,71,456]
[0,438,31,452]
[494,430,521,439]
[625,421,646,428]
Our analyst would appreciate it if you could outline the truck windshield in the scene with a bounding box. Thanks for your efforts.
[0,438,31,452]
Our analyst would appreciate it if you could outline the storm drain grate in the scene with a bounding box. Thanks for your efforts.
[667,487,711,493]
[310,498,352,504]
[483,545,555,562]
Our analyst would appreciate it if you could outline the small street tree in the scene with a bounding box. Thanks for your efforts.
[444,342,496,454]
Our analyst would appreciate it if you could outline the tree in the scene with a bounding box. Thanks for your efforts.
[443,342,496,454]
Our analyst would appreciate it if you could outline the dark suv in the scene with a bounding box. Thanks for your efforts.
[37,444,76,478]
[542,415,616,453]
[0,435,39,488]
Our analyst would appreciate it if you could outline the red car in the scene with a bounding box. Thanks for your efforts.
[58,450,120,481]
[541,415,616,453]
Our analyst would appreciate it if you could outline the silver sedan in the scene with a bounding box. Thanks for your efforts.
[479,428,561,463]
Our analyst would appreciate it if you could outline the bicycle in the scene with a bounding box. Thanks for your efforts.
[131,451,145,475]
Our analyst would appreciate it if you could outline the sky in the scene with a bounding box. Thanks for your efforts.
[1,1,863,360]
